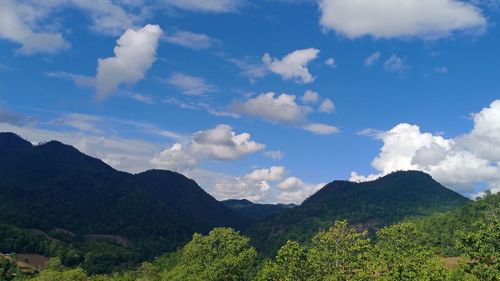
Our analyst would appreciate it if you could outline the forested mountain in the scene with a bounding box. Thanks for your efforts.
[0,133,250,258]
[222,199,295,221]
[247,171,470,255]
[1,132,497,280]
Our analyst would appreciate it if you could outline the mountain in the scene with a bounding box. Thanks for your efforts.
[0,132,250,257]
[221,199,295,221]
[247,171,470,256]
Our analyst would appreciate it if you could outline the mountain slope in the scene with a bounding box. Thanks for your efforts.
[0,132,250,256]
[247,171,470,256]
[222,199,295,221]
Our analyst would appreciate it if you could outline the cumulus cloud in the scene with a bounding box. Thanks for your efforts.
[245,166,287,182]
[319,0,487,39]
[165,73,217,96]
[151,124,265,171]
[231,92,338,135]
[163,30,219,50]
[263,48,320,83]
[96,24,162,100]
[203,166,325,204]
[352,100,500,196]
[319,98,335,113]
[0,0,68,54]
[164,0,243,13]
[302,90,320,104]
[232,92,310,124]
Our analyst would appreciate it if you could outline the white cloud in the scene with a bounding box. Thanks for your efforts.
[164,0,243,13]
[231,92,310,124]
[131,93,155,104]
[365,52,381,67]
[45,71,95,88]
[319,98,335,113]
[202,166,325,204]
[384,55,410,73]
[96,24,162,100]
[226,57,270,81]
[70,0,142,36]
[151,124,265,171]
[165,73,217,96]
[163,30,218,50]
[319,0,486,39]
[325,57,337,67]
[263,48,320,83]
[277,176,304,190]
[264,150,285,160]
[302,90,320,104]
[352,100,500,196]
[302,123,339,135]
[0,0,69,54]
[245,166,287,182]
[231,92,339,135]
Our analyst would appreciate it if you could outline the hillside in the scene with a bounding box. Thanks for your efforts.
[222,199,295,221]
[0,132,250,258]
[247,171,470,255]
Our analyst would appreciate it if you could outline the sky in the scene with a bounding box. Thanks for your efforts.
[0,0,499,204]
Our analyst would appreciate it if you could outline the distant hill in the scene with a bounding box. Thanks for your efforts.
[221,199,295,221]
[247,171,470,256]
[0,132,251,257]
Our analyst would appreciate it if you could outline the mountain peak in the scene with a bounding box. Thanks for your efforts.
[0,132,33,152]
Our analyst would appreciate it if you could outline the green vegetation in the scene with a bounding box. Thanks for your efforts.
[248,171,469,256]
[6,196,497,280]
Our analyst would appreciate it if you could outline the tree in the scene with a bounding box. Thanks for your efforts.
[255,240,310,281]
[455,215,499,281]
[308,220,371,281]
[370,223,448,281]
[164,228,257,281]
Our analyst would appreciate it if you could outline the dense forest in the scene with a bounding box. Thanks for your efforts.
[0,133,498,280]
[1,192,498,280]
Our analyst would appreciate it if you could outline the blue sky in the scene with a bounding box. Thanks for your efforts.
[1,0,500,203]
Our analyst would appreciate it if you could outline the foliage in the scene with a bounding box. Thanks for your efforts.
[370,223,449,281]
[164,228,257,281]
[455,215,499,281]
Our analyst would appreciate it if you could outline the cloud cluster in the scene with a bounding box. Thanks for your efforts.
[352,100,500,196]
[0,0,68,54]
[151,124,265,171]
[204,166,325,204]
[231,92,338,135]
[96,24,162,100]
[263,48,320,83]
[319,0,486,39]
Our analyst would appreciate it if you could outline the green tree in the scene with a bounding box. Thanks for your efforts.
[455,215,499,281]
[255,240,310,281]
[164,228,257,281]
[308,220,371,281]
[370,223,448,281]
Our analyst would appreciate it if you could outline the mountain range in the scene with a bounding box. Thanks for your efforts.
[0,132,470,262]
